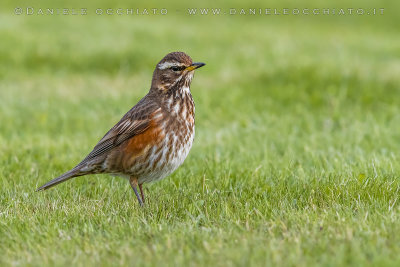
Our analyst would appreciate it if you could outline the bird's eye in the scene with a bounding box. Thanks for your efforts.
[171,66,184,72]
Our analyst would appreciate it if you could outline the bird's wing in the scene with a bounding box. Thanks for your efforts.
[36,95,161,191]
[77,95,160,167]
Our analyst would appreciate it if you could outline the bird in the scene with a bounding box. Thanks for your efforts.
[36,51,205,206]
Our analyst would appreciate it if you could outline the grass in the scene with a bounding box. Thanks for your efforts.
[1,0,400,266]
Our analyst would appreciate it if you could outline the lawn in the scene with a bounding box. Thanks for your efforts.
[1,0,400,266]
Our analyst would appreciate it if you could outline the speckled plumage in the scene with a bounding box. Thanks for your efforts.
[37,52,205,206]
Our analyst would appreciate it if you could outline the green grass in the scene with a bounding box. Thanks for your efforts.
[1,0,400,266]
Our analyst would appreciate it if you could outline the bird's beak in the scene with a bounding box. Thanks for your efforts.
[185,62,206,72]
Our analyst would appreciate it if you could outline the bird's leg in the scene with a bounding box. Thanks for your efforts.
[139,183,145,204]
[129,176,143,207]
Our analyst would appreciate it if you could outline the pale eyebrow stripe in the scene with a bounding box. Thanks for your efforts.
[157,62,185,70]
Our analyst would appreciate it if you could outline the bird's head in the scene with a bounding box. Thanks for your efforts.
[151,52,205,94]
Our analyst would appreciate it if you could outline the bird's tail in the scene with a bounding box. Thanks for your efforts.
[36,167,86,191]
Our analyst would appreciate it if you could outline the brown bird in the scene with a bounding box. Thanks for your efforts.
[37,52,205,206]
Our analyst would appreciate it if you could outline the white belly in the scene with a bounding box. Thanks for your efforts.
[137,124,195,184]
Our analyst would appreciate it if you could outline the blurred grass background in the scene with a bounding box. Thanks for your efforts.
[1,0,400,266]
